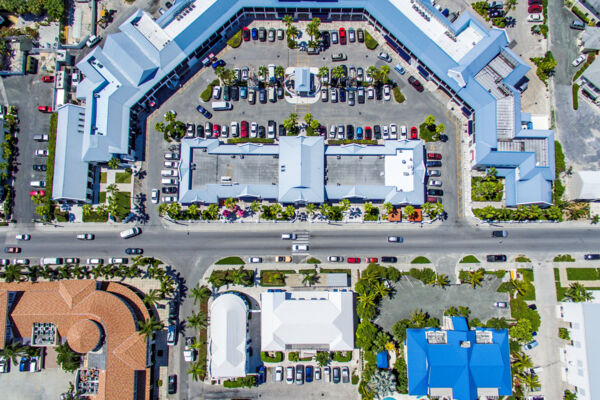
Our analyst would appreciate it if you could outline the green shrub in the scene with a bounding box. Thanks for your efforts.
[555,141,566,176]
[471,176,504,202]
[364,30,378,50]
[471,1,489,17]
[418,122,437,142]
[394,356,408,393]
[227,30,242,48]
[511,298,541,331]
[460,255,480,263]
[320,268,351,276]
[410,256,431,264]
[554,254,575,262]
[573,83,579,110]
[288,352,300,362]
[351,374,359,385]
[530,51,557,85]
[559,327,571,341]
[572,6,590,24]
[223,375,257,388]
[261,351,283,363]
[393,86,405,103]
[215,256,245,265]
[473,204,562,221]
[200,79,219,102]
[332,351,352,362]
[515,255,531,263]
[306,257,321,264]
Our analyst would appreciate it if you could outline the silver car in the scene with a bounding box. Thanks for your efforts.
[428,179,442,187]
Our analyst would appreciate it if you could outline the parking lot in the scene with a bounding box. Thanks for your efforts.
[144,20,459,220]
[375,274,511,332]
[0,361,74,400]
[3,75,54,224]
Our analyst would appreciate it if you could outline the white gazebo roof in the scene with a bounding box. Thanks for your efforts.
[209,293,247,379]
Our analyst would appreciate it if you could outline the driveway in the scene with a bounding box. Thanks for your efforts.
[0,362,75,400]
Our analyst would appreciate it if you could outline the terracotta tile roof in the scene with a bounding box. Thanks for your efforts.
[0,290,8,348]
[67,319,101,354]
[0,281,151,400]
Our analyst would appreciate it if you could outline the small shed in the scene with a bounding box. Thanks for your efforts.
[294,67,312,95]
[377,351,389,369]
[571,171,600,200]
[325,273,349,287]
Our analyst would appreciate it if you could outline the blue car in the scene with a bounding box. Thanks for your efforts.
[305,365,313,383]
[211,59,225,69]
[240,86,247,99]
[195,105,212,119]
[356,127,363,140]
[19,357,29,372]
[251,28,258,40]
[339,87,346,102]
[256,365,265,384]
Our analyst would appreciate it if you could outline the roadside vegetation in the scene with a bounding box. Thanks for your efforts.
[459,255,480,264]
[364,30,378,50]
[530,51,557,85]
[472,168,503,202]
[418,115,445,142]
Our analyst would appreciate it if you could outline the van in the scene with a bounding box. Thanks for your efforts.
[211,101,232,111]
[120,227,141,239]
[268,64,276,82]
[161,178,176,185]
[30,181,45,187]
[269,87,276,103]
[40,257,63,265]
[33,134,49,142]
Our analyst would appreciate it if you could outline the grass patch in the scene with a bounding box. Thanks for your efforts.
[393,86,405,103]
[471,176,504,202]
[364,30,378,50]
[518,268,536,300]
[573,83,579,110]
[260,269,295,287]
[223,376,256,388]
[288,352,313,362]
[100,172,107,184]
[306,257,321,264]
[115,171,132,184]
[554,254,576,262]
[332,351,352,362]
[411,256,431,264]
[261,351,283,363]
[572,5,591,24]
[566,268,600,280]
[486,270,506,279]
[82,210,108,223]
[418,122,437,142]
[215,256,245,265]
[515,255,531,263]
[320,268,351,276]
[200,79,219,103]
[227,30,242,48]
[98,192,106,203]
[554,268,567,301]
[114,191,131,219]
[54,208,69,222]
[459,255,480,263]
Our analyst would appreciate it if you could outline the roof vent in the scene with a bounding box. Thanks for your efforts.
[460,340,471,348]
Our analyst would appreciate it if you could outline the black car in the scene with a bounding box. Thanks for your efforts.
[427,188,443,196]
[168,375,177,394]
[339,87,346,102]
[346,124,354,140]
[585,254,600,260]
[486,254,507,262]
[125,248,144,255]
[439,134,448,142]
[277,86,284,99]
[258,126,266,138]
[196,124,204,138]
[162,186,178,194]
[357,88,365,104]
[279,124,286,136]
[381,256,398,263]
[223,86,231,101]
[357,28,364,42]
[259,88,267,103]
[492,230,508,238]
[375,85,383,100]
[332,367,340,384]
[320,30,330,48]
[168,301,178,322]
[33,164,46,171]
[258,27,266,41]
[426,160,442,168]
[231,86,239,101]
[373,125,381,139]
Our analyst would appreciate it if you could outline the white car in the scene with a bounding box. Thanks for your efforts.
[250,122,258,138]
[328,256,343,262]
[164,161,178,168]
[382,125,389,139]
[527,14,543,22]
[151,189,159,204]
[390,124,398,139]
[378,51,392,62]
[367,87,374,99]
[572,54,586,67]
[220,125,229,138]
[383,85,391,101]
[212,86,221,99]
[428,169,441,177]
[76,233,94,240]
[87,258,104,265]
[321,88,328,102]
[286,366,294,384]
[292,244,309,252]
[400,125,407,138]
[34,149,48,156]
[165,152,177,160]
[108,257,127,264]
[15,234,30,241]
[162,196,176,203]
[241,67,249,80]
[161,169,178,177]
[428,179,442,187]
[249,257,263,263]
[13,259,29,265]
[324,366,331,383]
[275,366,283,382]
[329,125,336,138]
[231,121,239,137]
[330,88,337,103]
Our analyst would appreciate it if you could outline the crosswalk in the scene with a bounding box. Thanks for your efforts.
[292,231,311,253]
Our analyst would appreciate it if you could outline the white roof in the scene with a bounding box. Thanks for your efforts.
[209,293,247,378]
[572,171,600,200]
[385,149,415,191]
[261,291,354,351]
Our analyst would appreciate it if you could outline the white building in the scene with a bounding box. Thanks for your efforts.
[557,302,600,400]
[208,293,248,379]
[261,290,354,352]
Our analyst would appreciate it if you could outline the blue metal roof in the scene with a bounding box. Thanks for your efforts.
[406,317,512,400]
[294,67,311,93]
[377,351,389,369]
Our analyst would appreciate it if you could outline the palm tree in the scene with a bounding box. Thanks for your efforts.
[373,281,390,299]
[250,200,260,215]
[520,372,541,393]
[231,266,250,286]
[190,285,212,305]
[444,306,459,316]
[379,65,390,82]
[331,66,345,81]
[3,264,23,283]
[0,342,26,365]
[318,66,329,80]
[509,279,527,297]
[56,343,81,373]
[187,204,200,219]
[467,269,484,288]
[258,65,268,81]
[340,199,351,212]
[358,292,377,308]
[302,271,319,286]
[274,65,285,80]
[306,203,317,216]
[187,310,209,330]
[143,289,162,307]
[208,273,225,289]
[404,205,415,220]
[511,351,533,374]
[435,273,450,288]
[366,66,378,81]
[137,316,164,339]
[565,283,593,302]
[410,309,427,328]
[282,15,293,28]
[187,359,206,381]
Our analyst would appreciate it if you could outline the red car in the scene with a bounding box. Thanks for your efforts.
[408,76,424,92]
[426,196,441,203]
[29,190,45,196]
[240,121,248,138]
[242,27,250,41]
[348,257,361,263]
[213,124,220,137]
[4,247,20,253]
[41,75,54,83]
[427,153,442,160]
[528,0,542,4]
[410,126,418,140]
[37,106,52,113]
[365,257,378,263]
[365,126,372,140]
[339,27,346,45]
[528,4,542,12]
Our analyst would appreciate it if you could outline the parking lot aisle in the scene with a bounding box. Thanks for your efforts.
[451,108,464,220]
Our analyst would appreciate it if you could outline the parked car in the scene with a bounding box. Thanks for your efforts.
[365,257,378,263]
[315,367,321,380]
[494,301,508,308]
[584,254,600,260]
[572,54,586,67]
[339,27,346,44]
[427,153,442,160]
[492,230,508,238]
[428,179,442,187]
[381,256,398,263]
[527,13,543,22]
[242,27,250,41]
[29,190,45,196]
[522,340,539,351]
[427,189,444,196]
[286,366,295,384]
[268,28,276,42]
[348,257,361,263]
[428,169,441,177]
[251,27,258,40]
[388,236,403,243]
[275,366,283,382]
[249,257,262,263]
[332,367,340,384]
[528,4,542,13]
[125,248,143,255]
[341,367,349,383]
[324,366,331,382]
[37,105,52,113]
[305,365,313,383]
[408,75,424,92]
[295,365,304,385]
[378,51,392,62]
[328,256,343,262]
[331,30,338,44]
[486,254,507,262]
[331,52,346,61]
[276,256,292,263]
[34,149,48,156]
[426,160,442,167]
[168,374,177,394]
[33,164,46,172]
[277,28,285,40]
[41,75,54,83]
[571,19,586,30]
